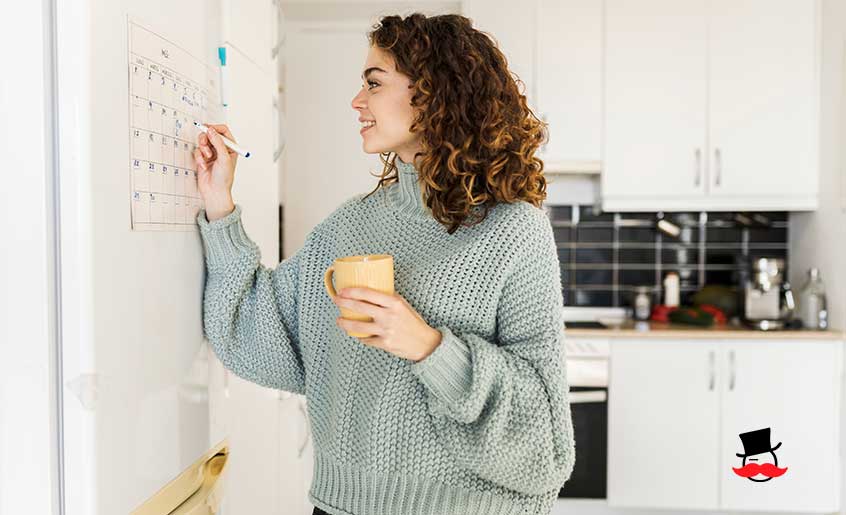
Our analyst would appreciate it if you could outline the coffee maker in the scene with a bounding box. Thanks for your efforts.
[742,257,795,330]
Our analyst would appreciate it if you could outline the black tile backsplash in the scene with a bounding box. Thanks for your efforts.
[619,268,655,286]
[568,289,614,307]
[575,269,614,285]
[575,247,613,263]
[577,227,614,242]
[544,205,789,308]
[618,227,655,243]
[618,248,655,264]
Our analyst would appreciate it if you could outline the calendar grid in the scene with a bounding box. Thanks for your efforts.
[127,20,221,231]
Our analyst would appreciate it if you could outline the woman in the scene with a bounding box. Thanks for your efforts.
[194,13,575,515]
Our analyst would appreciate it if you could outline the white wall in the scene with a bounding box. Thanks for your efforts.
[0,0,60,514]
[790,0,846,332]
[789,3,846,515]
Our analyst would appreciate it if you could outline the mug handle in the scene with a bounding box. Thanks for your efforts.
[323,265,337,300]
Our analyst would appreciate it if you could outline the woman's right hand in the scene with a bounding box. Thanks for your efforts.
[194,123,238,221]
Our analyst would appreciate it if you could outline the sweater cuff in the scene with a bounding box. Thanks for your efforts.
[196,204,255,266]
[410,326,473,406]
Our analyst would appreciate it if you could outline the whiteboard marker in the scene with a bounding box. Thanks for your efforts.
[194,122,251,158]
[218,47,228,107]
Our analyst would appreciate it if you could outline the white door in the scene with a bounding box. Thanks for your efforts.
[707,0,819,209]
[602,0,708,210]
[608,340,720,510]
[536,0,602,167]
[719,341,841,512]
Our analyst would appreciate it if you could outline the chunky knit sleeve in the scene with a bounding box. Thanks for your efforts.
[197,204,316,394]
[409,212,575,496]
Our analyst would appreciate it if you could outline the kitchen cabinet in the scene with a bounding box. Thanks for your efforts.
[536,0,603,172]
[462,0,603,172]
[602,0,820,211]
[608,338,841,512]
[602,0,708,207]
[607,340,720,510]
[707,0,819,205]
[719,341,841,512]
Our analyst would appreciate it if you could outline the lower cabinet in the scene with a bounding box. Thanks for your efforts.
[719,341,841,512]
[608,341,721,510]
[608,339,842,513]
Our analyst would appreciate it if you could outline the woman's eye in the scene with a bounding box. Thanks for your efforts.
[366,80,379,90]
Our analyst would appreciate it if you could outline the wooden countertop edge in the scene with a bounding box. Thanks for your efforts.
[563,323,845,340]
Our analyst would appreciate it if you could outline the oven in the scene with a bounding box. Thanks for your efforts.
[558,336,609,499]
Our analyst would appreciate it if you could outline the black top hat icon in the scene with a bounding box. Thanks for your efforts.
[736,427,782,458]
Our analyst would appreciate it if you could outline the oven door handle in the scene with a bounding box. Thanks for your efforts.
[568,390,607,403]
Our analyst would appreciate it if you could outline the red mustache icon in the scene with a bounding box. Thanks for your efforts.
[732,462,789,478]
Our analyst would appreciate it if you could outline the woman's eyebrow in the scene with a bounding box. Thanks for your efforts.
[362,67,388,80]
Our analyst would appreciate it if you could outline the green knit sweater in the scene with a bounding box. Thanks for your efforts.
[196,157,575,515]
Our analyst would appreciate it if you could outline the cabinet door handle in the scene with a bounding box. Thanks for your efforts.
[728,349,736,391]
[695,148,702,187]
[714,148,722,187]
[708,350,715,391]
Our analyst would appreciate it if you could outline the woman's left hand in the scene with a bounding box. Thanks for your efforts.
[332,287,442,362]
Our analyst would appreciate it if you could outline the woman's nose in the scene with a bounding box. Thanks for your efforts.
[351,88,366,109]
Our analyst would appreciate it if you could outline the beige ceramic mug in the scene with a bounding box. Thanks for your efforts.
[324,254,395,338]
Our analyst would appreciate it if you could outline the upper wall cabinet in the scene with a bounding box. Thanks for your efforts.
[602,0,820,211]
[537,0,603,173]
[707,0,819,206]
[603,0,709,206]
[462,0,603,173]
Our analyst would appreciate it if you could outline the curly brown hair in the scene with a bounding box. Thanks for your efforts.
[361,12,549,235]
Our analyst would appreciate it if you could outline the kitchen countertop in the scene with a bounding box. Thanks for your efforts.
[564,320,844,340]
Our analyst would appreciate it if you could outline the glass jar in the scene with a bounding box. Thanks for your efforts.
[799,268,828,330]
[634,286,652,321]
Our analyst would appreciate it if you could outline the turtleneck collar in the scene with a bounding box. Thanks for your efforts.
[386,156,433,220]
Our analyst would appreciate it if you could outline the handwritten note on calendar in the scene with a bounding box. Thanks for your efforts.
[127,20,221,231]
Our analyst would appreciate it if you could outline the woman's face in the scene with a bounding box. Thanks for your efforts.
[351,45,421,164]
